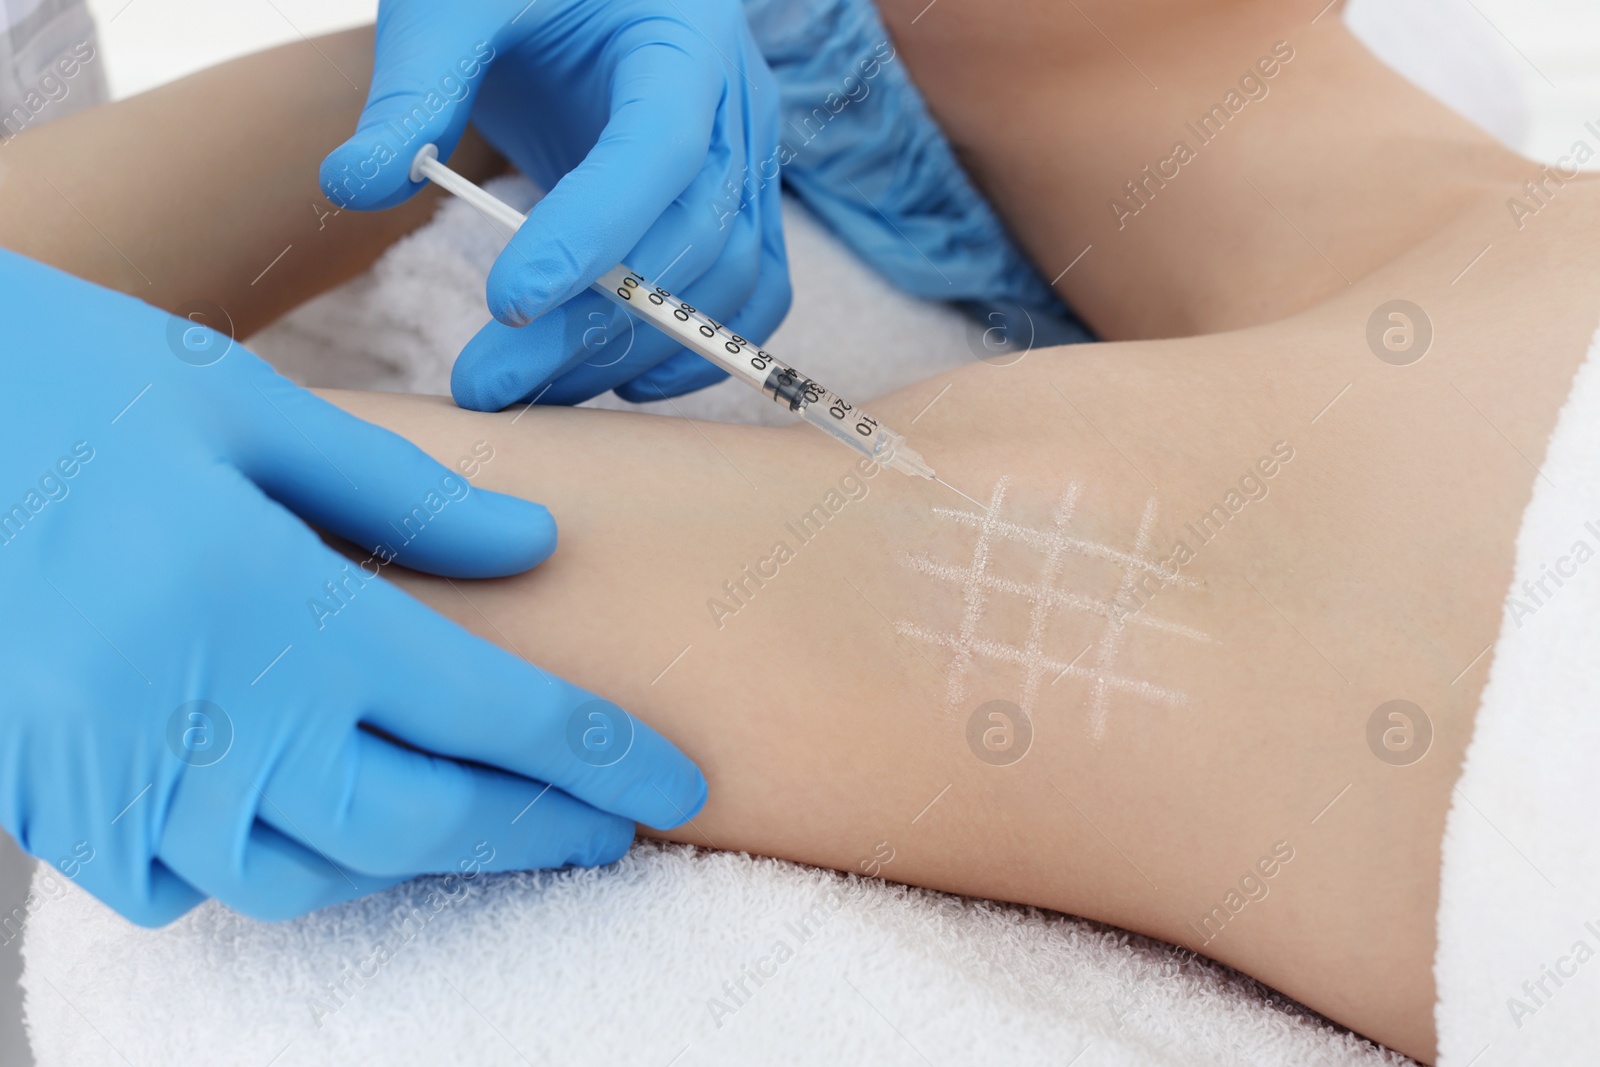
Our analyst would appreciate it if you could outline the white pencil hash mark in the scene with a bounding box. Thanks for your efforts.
[896,480,1208,739]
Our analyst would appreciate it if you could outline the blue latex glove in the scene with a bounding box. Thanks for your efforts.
[320,0,792,410]
[0,250,707,926]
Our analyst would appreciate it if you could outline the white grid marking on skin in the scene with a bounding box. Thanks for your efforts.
[1086,496,1161,740]
[938,477,1010,710]
[898,483,1206,737]
[898,555,1212,644]
[896,625,1193,710]
[930,506,1204,589]
[1017,484,1079,716]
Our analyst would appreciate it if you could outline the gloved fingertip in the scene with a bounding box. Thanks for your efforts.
[118,901,196,929]
[485,264,556,331]
[612,379,664,404]
[625,765,709,832]
[577,820,637,868]
[680,771,710,825]
[486,227,597,330]
[319,139,419,213]
[489,302,535,331]
[462,491,558,576]
[450,363,525,414]
[400,485,557,579]
[116,864,206,928]
[451,329,545,414]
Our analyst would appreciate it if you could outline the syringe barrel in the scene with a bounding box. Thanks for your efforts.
[598,267,906,466]
[406,144,934,478]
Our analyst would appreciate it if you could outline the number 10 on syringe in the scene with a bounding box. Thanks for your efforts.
[597,268,934,480]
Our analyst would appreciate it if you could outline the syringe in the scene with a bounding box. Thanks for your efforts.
[409,144,935,480]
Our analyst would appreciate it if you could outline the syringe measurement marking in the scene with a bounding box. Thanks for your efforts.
[409,143,934,478]
[609,271,885,439]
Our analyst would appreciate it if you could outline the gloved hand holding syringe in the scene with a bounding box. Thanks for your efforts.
[411,144,936,481]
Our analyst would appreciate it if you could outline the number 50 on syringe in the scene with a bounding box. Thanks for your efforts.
[411,143,936,480]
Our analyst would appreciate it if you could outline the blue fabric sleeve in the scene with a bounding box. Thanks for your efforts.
[742,0,1077,324]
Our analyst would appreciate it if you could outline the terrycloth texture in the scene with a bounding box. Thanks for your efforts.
[1434,321,1600,1065]
[21,842,1410,1066]
[0,0,106,141]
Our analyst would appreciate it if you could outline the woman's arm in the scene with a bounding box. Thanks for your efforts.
[0,28,502,338]
[322,165,1600,1059]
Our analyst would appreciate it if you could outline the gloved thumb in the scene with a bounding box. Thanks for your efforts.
[320,14,501,212]
[236,365,557,579]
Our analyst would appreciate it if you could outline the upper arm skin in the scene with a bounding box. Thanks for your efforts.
[0,28,503,338]
[323,338,1442,1050]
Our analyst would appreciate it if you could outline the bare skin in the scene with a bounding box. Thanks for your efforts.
[875,0,1550,341]
[6,14,1599,1063]
[0,29,504,337]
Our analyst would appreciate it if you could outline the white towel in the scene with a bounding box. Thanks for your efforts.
[22,842,1417,1066]
[1433,322,1600,1066]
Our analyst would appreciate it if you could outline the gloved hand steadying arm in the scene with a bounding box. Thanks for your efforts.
[321,0,792,411]
[0,250,706,926]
